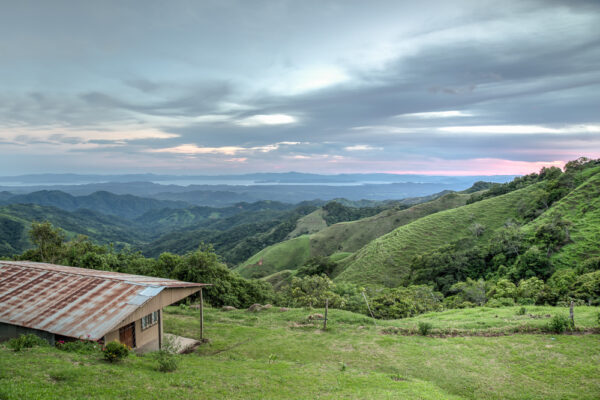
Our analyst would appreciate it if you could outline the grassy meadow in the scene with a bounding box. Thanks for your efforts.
[1,305,599,399]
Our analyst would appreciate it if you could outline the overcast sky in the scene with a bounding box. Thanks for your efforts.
[1,0,599,175]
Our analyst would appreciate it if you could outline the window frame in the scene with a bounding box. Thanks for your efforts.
[141,310,159,330]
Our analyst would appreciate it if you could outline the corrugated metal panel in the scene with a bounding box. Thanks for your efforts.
[0,261,206,340]
[2,261,206,288]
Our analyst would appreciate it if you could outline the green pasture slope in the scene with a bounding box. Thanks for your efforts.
[284,208,328,239]
[1,306,599,399]
[237,192,469,279]
[523,170,600,268]
[236,235,311,278]
[335,184,544,286]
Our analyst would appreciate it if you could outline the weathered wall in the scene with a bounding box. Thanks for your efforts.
[102,312,160,353]
[104,329,119,343]
[134,317,159,353]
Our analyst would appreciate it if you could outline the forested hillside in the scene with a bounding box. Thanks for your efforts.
[0,190,189,219]
[0,204,146,255]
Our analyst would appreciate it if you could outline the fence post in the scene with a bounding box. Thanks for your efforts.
[569,300,575,328]
[362,291,377,327]
[323,298,328,330]
[200,288,204,340]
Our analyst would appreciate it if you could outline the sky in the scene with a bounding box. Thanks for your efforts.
[1,0,599,176]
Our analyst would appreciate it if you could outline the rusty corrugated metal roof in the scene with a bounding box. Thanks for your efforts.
[0,261,206,340]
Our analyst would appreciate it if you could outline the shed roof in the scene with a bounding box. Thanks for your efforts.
[0,261,206,340]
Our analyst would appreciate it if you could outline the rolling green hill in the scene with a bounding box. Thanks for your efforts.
[236,192,470,279]
[236,235,312,278]
[522,168,600,268]
[335,184,544,286]
[310,192,470,257]
[284,208,328,238]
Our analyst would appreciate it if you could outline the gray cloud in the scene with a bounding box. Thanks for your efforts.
[0,0,598,174]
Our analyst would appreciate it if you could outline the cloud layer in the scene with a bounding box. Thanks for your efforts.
[1,0,599,175]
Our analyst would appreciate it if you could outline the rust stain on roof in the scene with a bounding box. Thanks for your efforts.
[0,261,207,340]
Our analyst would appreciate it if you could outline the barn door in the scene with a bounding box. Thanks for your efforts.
[119,322,136,348]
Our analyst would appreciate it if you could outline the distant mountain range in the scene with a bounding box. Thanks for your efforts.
[0,172,516,185]
[0,173,515,206]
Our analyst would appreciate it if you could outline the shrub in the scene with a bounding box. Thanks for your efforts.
[486,297,515,307]
[546,314,574,333]
[56,339,101,354]
[516,307,527,316]
[153,334,181,372]
[487,297,515,308]
[102,341,130,362]
[517,298,535,306]
[155,350,178,372]
[7,334,48,352]
[418,321,433,336]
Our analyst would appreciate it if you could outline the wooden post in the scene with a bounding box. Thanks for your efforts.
[158,308,163,350]
[200,288,204,340]
[569,300,575,328]
[362,291,377,327]
[323,298,329,330]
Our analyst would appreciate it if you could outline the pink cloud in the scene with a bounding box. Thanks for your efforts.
[383,158,568,176]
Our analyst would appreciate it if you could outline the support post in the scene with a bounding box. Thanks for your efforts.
[158,308,163,350]
[323,298,328,330]
[362,291,377,327]
[569,300,575,328]
[200,288,204,340]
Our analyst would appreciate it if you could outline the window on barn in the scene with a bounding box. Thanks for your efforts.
[141,311,159,330]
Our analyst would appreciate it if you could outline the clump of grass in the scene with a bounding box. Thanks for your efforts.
[156,350,178,372]
[380,326,400,335]
[7,334,48,352]
[516,307,527,316]
[56,339,100,354]
[268,353,278,364]
[418,321,433,336]
[48,369,78,382]
[154,334,180,372]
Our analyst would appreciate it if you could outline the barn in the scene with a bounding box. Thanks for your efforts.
[0,261,207,352]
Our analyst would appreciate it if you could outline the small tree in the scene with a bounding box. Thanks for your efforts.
[285,275,343,308]
[28,221,65,263]
[450,278,489,306]
[516,277,545,304]
[468,223,486,238]
[487,278,517,300]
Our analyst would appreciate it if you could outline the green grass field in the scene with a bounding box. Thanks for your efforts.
[2,306,599,399]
